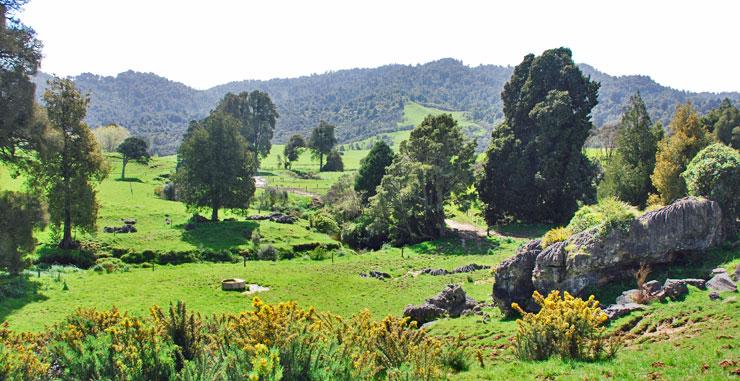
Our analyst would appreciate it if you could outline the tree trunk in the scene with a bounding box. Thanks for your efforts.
[319,153,324,172]
[60,207,75,249]
[1,5,6,30]
[211,206,219,222]
[121,157,127,179]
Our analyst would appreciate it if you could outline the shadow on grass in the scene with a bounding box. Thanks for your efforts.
[589,245,740,305]
[180,220,259,251]
[0,275,48,324]
[494,223,552,240]
[115,177,144,183]
[257,171,276,177]
[411,233,504,256]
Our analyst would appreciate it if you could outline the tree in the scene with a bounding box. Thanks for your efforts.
[216,91,279,159]
[322,149,344,172]
[0,191,46,275]
[323,175,362,223]
[701,98,739,149]
[355,140,394,203]
[478,47,599,225]
[116,136,150,179]
[37,78,109,249]
[682,143,739,235]
[308,121,336,171]
[283,134,305,169]
[598,93,662,208]
[176,111,256,221]
[651,103,710,205]
[367,114,476,244]
[0,0,43,162]
[93,124,130,152]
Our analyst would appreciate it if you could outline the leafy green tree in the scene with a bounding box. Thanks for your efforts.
[283,134,305,169]
[176,111,256,221]
[651,103,710,204]
[0,0,43,162]
[354,140,394,203]
[701,98,739,149]
[37,78,109,249]
[308,121,337,171]
[216,91,279,159]
[93,124,130,152]
[682,143,739,235]
[116,136,150,179]
[598,93,663,208]
[478,47,599,225]
[323,175,362,223]
[322,149,344,172]
[368,114,476,244]
[0,191,47,275]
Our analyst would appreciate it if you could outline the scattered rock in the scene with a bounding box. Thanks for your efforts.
[222,278,246,291]
[681,278,707,290]
[103,224,138,234]
[711,267,727,275]
[603,303,646,320]
[661,279,689,301]
[242,284,270,295]
[493,197,724,314]
[616,289,640,304]
[642,280,662,295]
[122,218,137,225]
[403,284,478,325]
[706,272,738,293]
[360,271,391,280]
[246,213,297,224]
[453,263,490,273]
[247,215,270,221]
[709,291,721,301]
[420,268,449,276]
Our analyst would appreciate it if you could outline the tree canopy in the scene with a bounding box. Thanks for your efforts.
[36,78,109,249]
[478,47,598,225]
[354,140,394,203]
[701,98,739,149]
[598,93,663,208]
[651,103,710,205]
[309,121,337,171]
[117,136,150,179]
[93,124,130,152]
[176,111,256,221]
[215,90,278,159]
[283,134,305,169]
[0,190,46,275]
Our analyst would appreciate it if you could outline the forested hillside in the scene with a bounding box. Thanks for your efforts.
[33,59,739,154]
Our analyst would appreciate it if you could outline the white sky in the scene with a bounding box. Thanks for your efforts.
[19,0,740,92]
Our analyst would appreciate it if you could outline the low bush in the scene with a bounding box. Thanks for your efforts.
[94,257,126,273]
[291,242,322,252]
[540,227,573,248]
[156,250,199,265]
[308,247,329,260]
[256,245,278,261]
[309,211,340,237]
[0,299,462,380]
[37,249,96,269]
[512,290,620,361]
[120,251,145,264]
[200,250,239,263]
[567,197,638,237]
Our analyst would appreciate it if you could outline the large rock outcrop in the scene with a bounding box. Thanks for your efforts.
[493,197,724,316]
[403,284,478,325]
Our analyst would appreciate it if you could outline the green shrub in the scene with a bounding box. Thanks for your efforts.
[291,242,322,252]
[94,257,125,273]
[157,250,199,265]
[309,211,340,236]
[37,249,96,269]
[121,251,145,264]
[256,245,278,261]
[682,143,739,232]
[567,197,638,236]
[308,247,329,261]
[540,227,573,248]
[200,250,239,263]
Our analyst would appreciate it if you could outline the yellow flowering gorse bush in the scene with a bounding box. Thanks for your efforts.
[512,290,621,361]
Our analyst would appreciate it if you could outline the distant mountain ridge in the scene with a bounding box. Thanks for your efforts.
[33,59,740,155]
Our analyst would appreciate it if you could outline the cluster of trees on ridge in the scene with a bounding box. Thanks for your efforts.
[32,58,740,155]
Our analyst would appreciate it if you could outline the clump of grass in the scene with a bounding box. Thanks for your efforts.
[567,197,638,237]
[540,227,573,249]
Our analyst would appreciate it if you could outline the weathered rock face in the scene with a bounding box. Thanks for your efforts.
[706,272,737,292]
[493,197,724,315]
[403,284,478,325]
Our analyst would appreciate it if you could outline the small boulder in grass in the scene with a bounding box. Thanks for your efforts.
[642,280,662,295]
[706,272,737,293]
[661,279,689,301]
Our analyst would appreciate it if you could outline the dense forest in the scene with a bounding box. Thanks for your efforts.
[33,59,739,155]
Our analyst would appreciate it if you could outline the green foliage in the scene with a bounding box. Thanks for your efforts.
[36,77,109,249]
[309,211,340,237]
[323,174,362,223]
[309,120,337,171]
[282,133,305,169]
[651,103,711,204]
[479,47,598,225]
[682,143,740,233]
[701,98,740,148]
[176,110,257,221]
[598,92,662,208]
[116,136,150,179]
[93,257,126,273]
[92,124,130,152]
[256,187,288,212]
[37,248,97,268]
[0,191,46,275]
[567,197,638,236]
[256,245,278,261]
[215,90,278,159]
[540,227,573,249]
[354,140,394,202]
[322,149,344,172]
